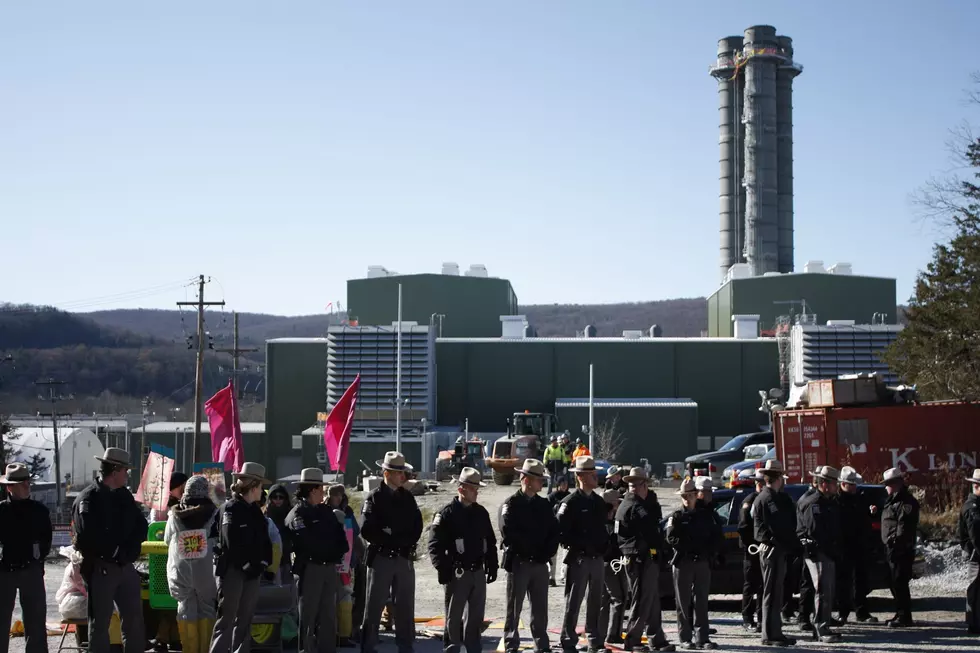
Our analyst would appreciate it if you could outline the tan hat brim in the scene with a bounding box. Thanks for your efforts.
[966,478,980,484]
[623,475,648,483]
[94,456,134,468]
[232,472,272,485]
[452,476,487,487]
[516,468,549,478]
[572,468,597,474]
[0,477,29,484]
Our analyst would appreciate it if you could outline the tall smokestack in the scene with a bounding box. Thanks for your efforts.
[711,36,745,280]
[712,26,802,280]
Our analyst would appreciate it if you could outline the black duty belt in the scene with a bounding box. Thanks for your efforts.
[371,545,410,559]
[451,561,485,575]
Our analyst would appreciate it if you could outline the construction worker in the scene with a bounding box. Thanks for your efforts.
[752,459,798,647]
[501,459,560,653]
[571,439,591,465]
[737,469,765,632]
[881,467,919,628]
[836,466,878,624]
[428,467,498,653]
[360,452,423,653]
[0,462,52,653]
[558,456,608,653]
[960,469,980,634]
[209,462,273,653]
[797,466,842,643]
[616,467,674,652]
[561,434,575,484]
[548,476,571,586]
[287,468,349,653]
[164,475,220,653]
[544,436,566,490]
[667,478,721,650]
[72,448,148,653]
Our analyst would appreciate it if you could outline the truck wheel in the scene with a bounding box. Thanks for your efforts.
[493,470,515,486]
[435,459,450,482]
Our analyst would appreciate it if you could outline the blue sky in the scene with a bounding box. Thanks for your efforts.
[2,1,978,315]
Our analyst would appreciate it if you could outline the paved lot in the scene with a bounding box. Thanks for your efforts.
[10,482,978,652]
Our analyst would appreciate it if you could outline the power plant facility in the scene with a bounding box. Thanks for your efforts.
[712,25,802,279]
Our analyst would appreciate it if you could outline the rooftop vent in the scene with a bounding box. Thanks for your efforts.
[827,262,852,275]
[464,264,488,278]
[803,260,825,274]
[732,314,760,340]
[501,315,529,339]
[441,262,460,276]
[583,325,597,338]
[622,330,644,339]
[367,265,390,278]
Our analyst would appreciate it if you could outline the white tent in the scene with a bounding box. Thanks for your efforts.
[8,426,104,490]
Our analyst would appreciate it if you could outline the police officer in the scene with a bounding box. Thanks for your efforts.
[960,469,980,634]
[287,468,349,653]
[604,467,628,496]
[598,490,628,648]
[500,459,560,653]
[666,479,720,651]
[360,451,423,653]
[751,459,798,647]
[428,467,497,653]
[558,456,609,653]
[616,467,674,652]
[881,467,919,628]
[836,466,878,624]
[72,447,147,653]
[548,475,571,586]
[797,466,842,643]
[737,469,765,632]
[795,477,818,631]
[210,462,273,653]
[0,463,52,653]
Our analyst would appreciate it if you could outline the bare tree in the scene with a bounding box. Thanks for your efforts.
[592,416,626,461]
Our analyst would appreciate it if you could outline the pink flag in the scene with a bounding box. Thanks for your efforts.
[325,375,360,472]
[205,381,245,473]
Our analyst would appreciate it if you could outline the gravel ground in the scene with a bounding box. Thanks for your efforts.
[9,482,978,652]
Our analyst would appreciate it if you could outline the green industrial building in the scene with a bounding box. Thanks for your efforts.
[707,269,897,337]
[347,270,518,338]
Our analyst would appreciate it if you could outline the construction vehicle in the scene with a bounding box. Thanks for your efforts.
[485,411,561,486]
[434,436,487,482]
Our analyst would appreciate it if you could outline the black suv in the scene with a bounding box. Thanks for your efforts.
[656,484,896,598]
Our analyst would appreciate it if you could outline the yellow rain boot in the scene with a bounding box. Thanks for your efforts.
[198,619,215,653]
[338,599,353,639]
[177,620,199,653]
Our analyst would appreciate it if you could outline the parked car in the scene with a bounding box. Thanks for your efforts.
[684,431,774,480]
[655,483,925,599]
[722,447,777,487]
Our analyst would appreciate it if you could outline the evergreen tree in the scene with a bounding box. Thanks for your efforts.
[25,452,50,479]
[885,137,980,399]
[0,415,20,467]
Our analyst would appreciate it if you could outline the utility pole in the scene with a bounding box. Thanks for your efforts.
[395,283,403,451]
[140,397,152,473]
[35,378,66,510]
[0,354,13,468]
[214,311,258,395]
[176,275,225,468]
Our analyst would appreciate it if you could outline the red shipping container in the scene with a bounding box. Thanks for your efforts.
[773,402,980,486]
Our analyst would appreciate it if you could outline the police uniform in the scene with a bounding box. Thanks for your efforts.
[72,449,148,653]
[500,461,560,653]
[796,467,842,642]
[287,469,350,653]
[795,484,817,628]
[737,485,763,630]
[558,471,609,652]
[752,464,799,647]
[881,470,919,627]
[836,470,877,623]
[959,469,980,634]
[360,454,423,653]
[0,463,52,653]
[427,472,498,653]
[209,463,273,653]
[666,486,721,649]
[598,493,628,647]
[616,472,673,652]
[547,486,570,584]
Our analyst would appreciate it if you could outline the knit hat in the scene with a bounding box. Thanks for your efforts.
[183,475,211,500]
[170,472,189,492]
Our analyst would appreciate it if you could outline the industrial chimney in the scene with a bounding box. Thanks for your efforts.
[711,26,802,279]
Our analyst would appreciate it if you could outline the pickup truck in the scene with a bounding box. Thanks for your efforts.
[684,431,774,481]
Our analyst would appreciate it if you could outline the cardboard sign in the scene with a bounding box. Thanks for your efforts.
[193,462,227,506]
[135,446,175,512]
[176,529,209,560]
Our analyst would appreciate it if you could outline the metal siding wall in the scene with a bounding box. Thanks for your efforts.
[265,341,329,469]
[552,342,676,398]
[718,284,734,337]
[707,293,719,338]
[675,343,741,443]
[740,342,782,432]
[465,343,554,429]
[347,275,518,338]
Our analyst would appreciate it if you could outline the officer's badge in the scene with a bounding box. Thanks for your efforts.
[742,501,751,511]
[666,516,674,529]
[637,507,647,518]
[501,504,509,517]
[614,520,620,534]
[557,503,568,516]
[222,511,233,525]
[292,517,305,530]
[433,514,442,526]
[903,504,913,515]
[79,501,90,514]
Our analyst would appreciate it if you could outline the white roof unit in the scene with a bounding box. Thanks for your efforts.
[441,262,460,276]
[367,265,390,278]
[827,262,853,275]
[464,264,488,278]
[803,260,825,274]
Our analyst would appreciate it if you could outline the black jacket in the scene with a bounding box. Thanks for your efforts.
[428,497,498,574]
[548,488,570,514]
[752,487,799,552]
[737,490,760,549]
[265,484,293,563]
[881,486,919,553]
[558,489,609,558]
[837,490,874,556]
[615,491,664,558]
[360,482,423,557]
[214,495,273,578]
[286,499,349,568]
[72,480,147,567]
[0,497,52,570]
[665,505,722,562]
[500,489,560,563]
[796,490,841,559]
[959,494,980,562]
